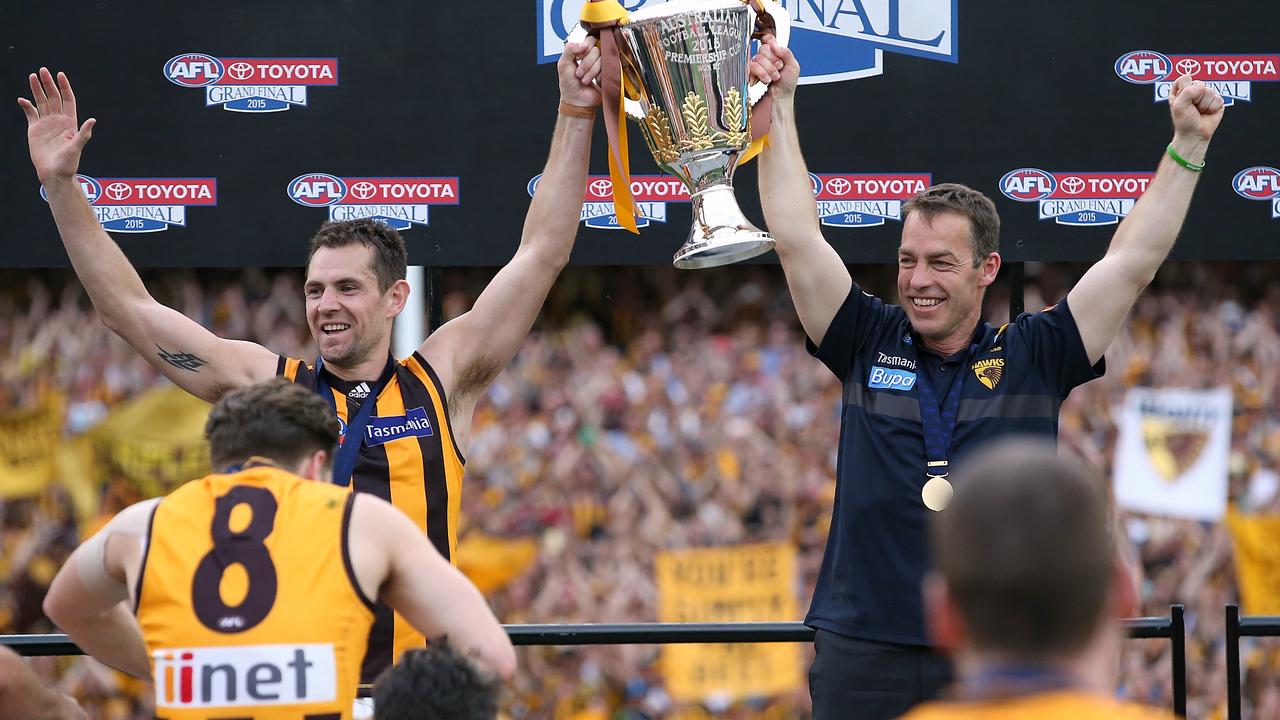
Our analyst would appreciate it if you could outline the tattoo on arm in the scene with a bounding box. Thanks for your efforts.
[156,344,208,372]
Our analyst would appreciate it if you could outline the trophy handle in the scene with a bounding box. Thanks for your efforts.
[747,0,791,106]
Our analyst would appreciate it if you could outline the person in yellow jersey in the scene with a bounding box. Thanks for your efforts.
[898,439,1173,720]
[43,380,515,720]
[21,33,601,686]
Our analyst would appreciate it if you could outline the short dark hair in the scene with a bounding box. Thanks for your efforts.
[204,380,339,471]
[374,638,500,720]
[931,439,1113,660]
[902,183,1001,266]
[308,219,407,293]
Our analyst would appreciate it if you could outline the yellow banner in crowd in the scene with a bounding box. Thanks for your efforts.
[92,385,211,497]
[0,394,65,498]
[1227,511,1280,615]
[655,542,801,703]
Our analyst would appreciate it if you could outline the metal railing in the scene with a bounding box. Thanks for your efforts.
[1226,604,1280,720]
[1,606,1187,715]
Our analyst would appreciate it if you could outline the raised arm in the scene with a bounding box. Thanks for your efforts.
[418,42,599,434]
[752,39,852,346]
[18,69,276,403]
[348,495,516,681]
[1067,75,1224,365]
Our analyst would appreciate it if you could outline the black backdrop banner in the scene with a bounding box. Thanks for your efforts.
[1,0,1277,268]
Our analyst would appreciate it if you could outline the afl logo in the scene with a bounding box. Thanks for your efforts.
[336,416,348,445]
[808,173,821,196]
[164,53,225,87]
[1114,50,1172,84]
[999,169,1056,201]
[1233,167,1280,200]
[288,173,347,207]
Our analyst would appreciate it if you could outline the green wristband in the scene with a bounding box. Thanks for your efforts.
[1166,143,1205,172]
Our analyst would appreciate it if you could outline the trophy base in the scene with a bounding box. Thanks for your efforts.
[673,231,775,269]
[672,185,776,269]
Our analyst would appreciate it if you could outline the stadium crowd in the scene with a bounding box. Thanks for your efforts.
[1,263,1279,719]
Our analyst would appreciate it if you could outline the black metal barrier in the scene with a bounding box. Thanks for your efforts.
[1,607,1186,715]
[1226,604,1280,720]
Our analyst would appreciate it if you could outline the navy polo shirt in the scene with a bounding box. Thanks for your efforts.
[806,285,1104,645]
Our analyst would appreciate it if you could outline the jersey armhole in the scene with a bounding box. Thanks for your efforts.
[342,493,377,613]
[132,502,160,615]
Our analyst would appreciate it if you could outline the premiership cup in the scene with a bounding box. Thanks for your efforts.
[575,0,790,269]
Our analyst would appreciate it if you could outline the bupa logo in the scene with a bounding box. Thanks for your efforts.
[1114,51,1172,84]
[166,54,339,112]
[537,0,957,85]
[530,174,691,229]
[1233,166,1280,219]
[41,176,217,233]
[1001,169,1153,226]
[164,53,224,87]
[1115,51,1280,106]
[810,172,930,227]
[365,406,435,447]
[868,366,916,391]
[289,174,459,231]
[153,644,337,709]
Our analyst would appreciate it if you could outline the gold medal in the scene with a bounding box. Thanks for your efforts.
[922,475,954,512]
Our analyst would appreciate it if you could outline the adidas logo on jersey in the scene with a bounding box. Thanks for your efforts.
[347,382,371,400]
[153,644,337,709]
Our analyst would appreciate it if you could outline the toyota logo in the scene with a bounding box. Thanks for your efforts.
[589,179,613,197]
[1060,176,1085,195]
[826,177,852,195]
[227,62,254,81]
[105,183,132,201]
[350,182,377,200]
[1175,58,1201,76]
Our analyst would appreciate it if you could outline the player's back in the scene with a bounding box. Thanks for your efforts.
[137,464,374,720]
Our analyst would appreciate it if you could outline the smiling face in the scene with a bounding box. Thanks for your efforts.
[304,243,394,369]
[897,211,998,349]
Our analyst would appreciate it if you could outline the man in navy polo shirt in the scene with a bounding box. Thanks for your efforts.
[749,38,1225,719]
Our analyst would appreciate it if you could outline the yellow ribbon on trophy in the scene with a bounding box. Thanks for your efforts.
[576,0,776,234]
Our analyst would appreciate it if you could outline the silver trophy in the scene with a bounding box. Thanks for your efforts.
[573,0,790,269]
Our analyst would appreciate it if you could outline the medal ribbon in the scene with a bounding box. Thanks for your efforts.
[913,338,980,482]
[314,354,397,487]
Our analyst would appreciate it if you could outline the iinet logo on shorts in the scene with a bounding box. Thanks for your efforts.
[153,644,336,709]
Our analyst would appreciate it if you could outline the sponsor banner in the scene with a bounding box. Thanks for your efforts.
[536,0,957,85]
[165,54,339,112]
[153,644,336,709]
[809,172,930,227]
[1113,387,1232,521]
[40,175,217,233]
[529,174,690,229]
[288,174,460,231]
[1233,166,1280,219]
[999,169,1153,226]
[1115,51,1279,106]
[655,543,801,702]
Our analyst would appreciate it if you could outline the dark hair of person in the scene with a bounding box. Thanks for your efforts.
[308,218,408,293]
[374,637,500,720]
[931,439,1114,660]
[204,380,338,471]
[902,183,1001,267]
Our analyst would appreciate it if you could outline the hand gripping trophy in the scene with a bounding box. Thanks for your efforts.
[571,0,790,268]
